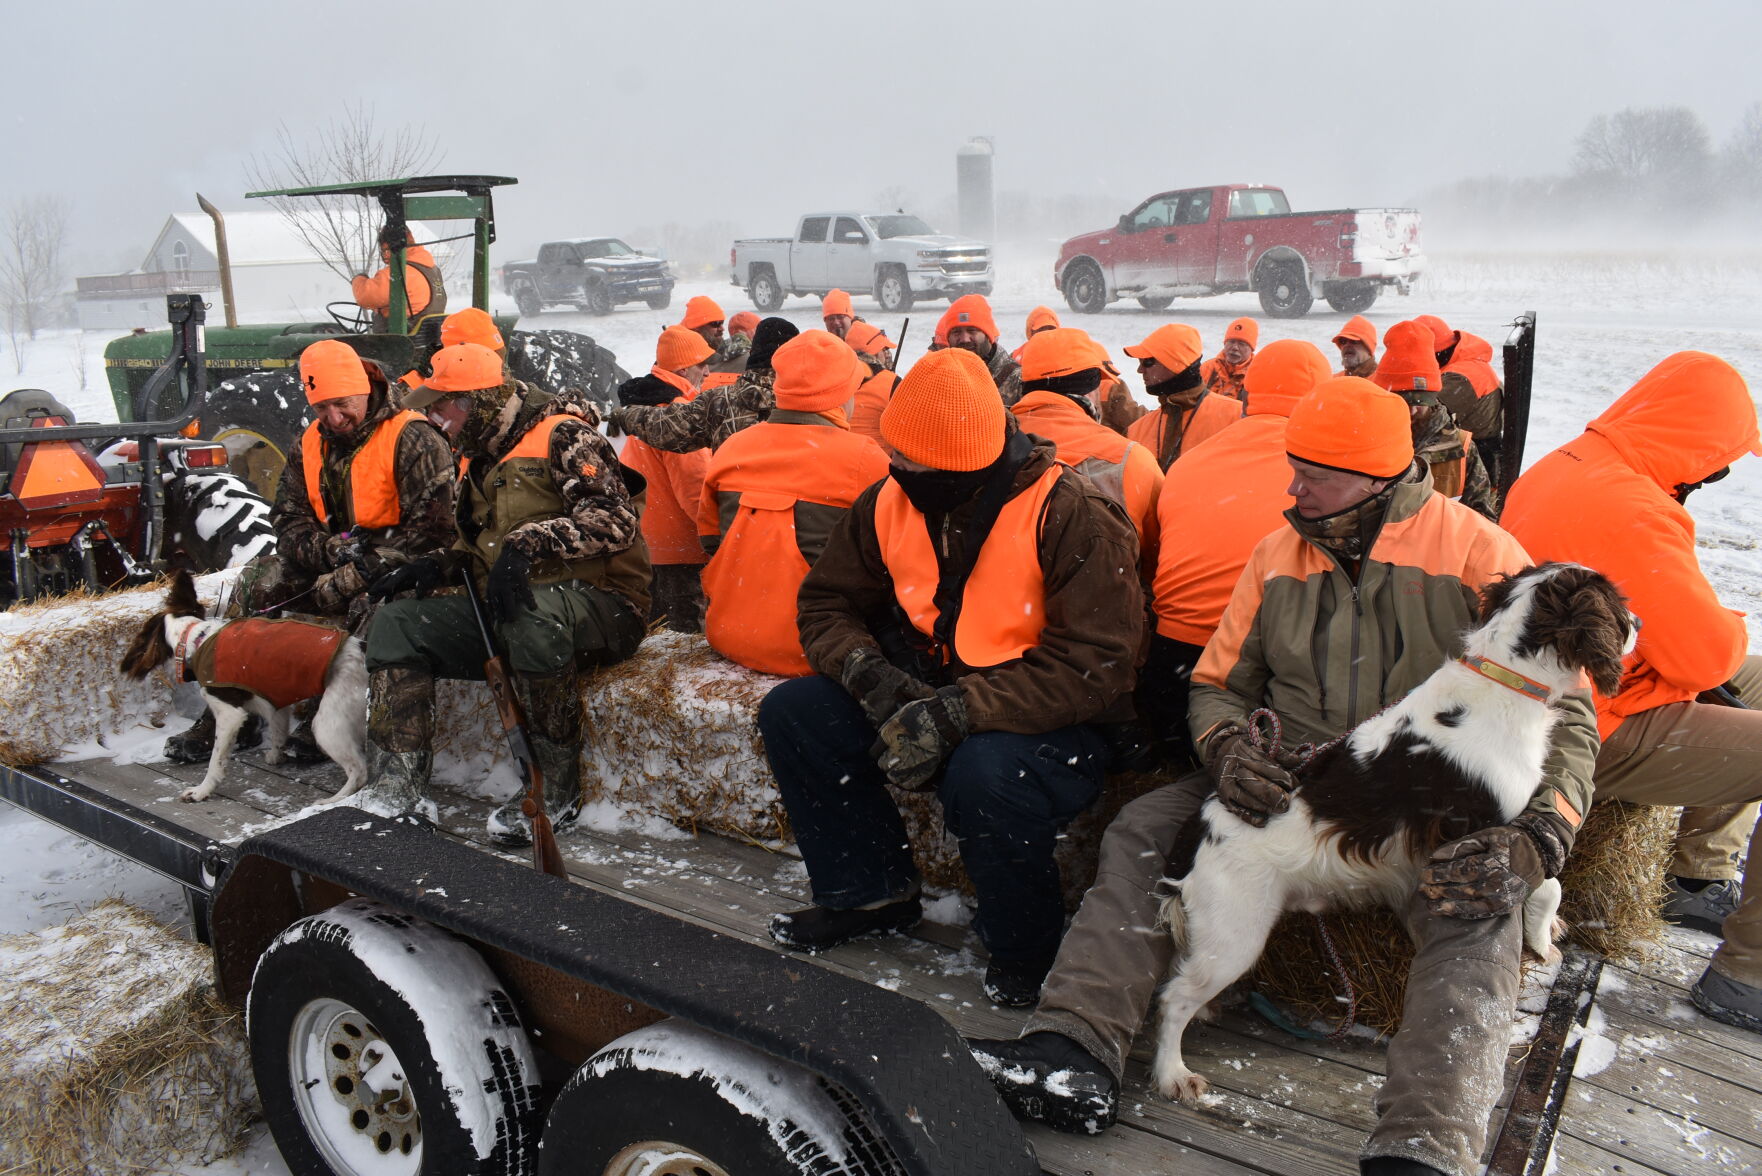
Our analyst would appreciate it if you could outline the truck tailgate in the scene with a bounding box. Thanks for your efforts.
[1349,208,1422,262]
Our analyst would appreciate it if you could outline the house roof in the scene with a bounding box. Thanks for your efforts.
[144,211,442,269]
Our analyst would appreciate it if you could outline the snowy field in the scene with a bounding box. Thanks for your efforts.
[2,249,1759,1174]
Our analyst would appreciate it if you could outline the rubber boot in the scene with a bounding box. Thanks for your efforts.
[165,709,262,764]
[284,697,327,764]
[350,667,436,818]
[351,743,435,820]
[485,734,584,848]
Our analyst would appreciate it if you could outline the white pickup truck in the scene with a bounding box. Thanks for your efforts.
[730,211,992,313]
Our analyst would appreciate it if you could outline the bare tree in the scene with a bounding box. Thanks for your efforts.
[243,104,443,283]
[0,195,71,363]
[1724,101,1762,199]
[1572,106,1713,181]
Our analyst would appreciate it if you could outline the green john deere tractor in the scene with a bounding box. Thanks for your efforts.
[103,176,627,499]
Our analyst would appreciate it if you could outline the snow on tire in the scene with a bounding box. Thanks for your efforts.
[162,469,276,571]
[507,329,629,412]
[537,1020,891,1176]
[247,899,542,1176]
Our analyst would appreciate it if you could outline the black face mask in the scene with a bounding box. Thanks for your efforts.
[1674,465,1730,502]
[890,463,992,514]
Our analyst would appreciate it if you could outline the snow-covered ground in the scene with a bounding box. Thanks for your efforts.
[2,249,1759,1173]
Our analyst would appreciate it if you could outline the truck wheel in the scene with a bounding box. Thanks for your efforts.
[644,291,672,311]
[204,371,306,499]
[538,1021,877,1176]
[1324,280,1379,315]
[514,285,543,319]
[163,470,276,571]
[579,279,614,317]
[1062,260,1107,314]
[1136,295,1175,312]
[749,268,785,313]
[247,899,542,1176]
[874,267,914,313]
[1256,262,1314,318]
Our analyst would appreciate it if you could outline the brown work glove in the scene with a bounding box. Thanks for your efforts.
[839,646,934,728]
[1419,819,1558,920]
[1204,726,1297,827]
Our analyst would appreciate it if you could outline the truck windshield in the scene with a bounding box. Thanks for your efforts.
[868,215,935,239]
[1227,190,1291,218]
[579,239,636,258]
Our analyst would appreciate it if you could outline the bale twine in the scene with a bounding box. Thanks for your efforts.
[0,899,257,1174]
[1246,801,1678,1036]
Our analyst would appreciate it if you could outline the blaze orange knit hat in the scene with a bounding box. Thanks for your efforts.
[1286,376,1414,479]
[439,307,505,351]
[728,311,761,339]
[679,295,725,330]
[410,343,504,406]
[1332,314,1377,352]
[1019,327,1104,382]
[1123,323,1203,372]
[822,289,853,318]
[772,330,867,414]
[1413,314,1456,355]
[1371,321,1443,395]
[881,348,1006,471]
[937,294,999,344]
[1224,317,1259,348]
[300,339,370,405]
[655,325,716,371]
[1242,339,1330,418]
[844,320,896,359]
[1025,305,1060,335]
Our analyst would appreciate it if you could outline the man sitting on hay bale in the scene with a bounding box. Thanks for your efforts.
[969,378,1601,1176]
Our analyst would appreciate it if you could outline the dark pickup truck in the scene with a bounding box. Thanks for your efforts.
[502,237,674,317]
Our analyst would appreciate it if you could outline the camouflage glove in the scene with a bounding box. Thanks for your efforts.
[322,533,359,571]
[311,563,366,614]
[487,546,536,622]
[870,686,968,791]
[1203,726,1297,827]
[368,555,449,601]
[1419,823,1550,920]
[839,646,934,728]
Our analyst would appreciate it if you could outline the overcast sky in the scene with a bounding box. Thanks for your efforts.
[5,0,1758,273]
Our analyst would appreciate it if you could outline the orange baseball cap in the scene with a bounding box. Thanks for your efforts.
[439,307,505,351]
[1286,376,1414,479]
[881,348,1006,472]
[937,294,999,344]
[1019,327,1104,382]
[406,343,504,407]
[1025,305,1060,335]
[300,339,370,405]
[773,330,868,414]
[679,295,725,330]
[822,289,854,318]
[844,320,897,359]
[655,325,716,371]
[1224,317,1259,349]
[1332,314,1377,352]
[1242,339,1330,418]
[1413,314,1456,355]
[1123,324,1203,372]
[728,311,761,338]
[1371,321,1443,395]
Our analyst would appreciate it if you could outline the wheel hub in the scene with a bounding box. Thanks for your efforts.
[290,997,422,1174]
[603,1141,734,1176]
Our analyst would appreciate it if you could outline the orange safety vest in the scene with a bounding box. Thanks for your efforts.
[302,410,425,529]
[872,464,1060,669]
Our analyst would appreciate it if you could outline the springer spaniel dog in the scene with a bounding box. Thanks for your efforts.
[1152,562,1636,1101]
[120,569,368,803]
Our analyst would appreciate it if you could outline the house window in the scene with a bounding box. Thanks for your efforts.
[171,240,190,274]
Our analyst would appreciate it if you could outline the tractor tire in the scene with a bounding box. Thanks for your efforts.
[1323,280,1380,315]
[247,899,542,1176]
[874,266,914,313]
[507,329,629,412]
[514,285,544,319]
[1062,260,1107,314]
[162,469,276,572]
[1256,262,1314,318]
[748,268,785,313]
[1136,295,1175,312]
[204,370,307,500]
[538,1020,878,1176]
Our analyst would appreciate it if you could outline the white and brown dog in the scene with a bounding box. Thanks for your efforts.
[120,569,368,803]
[1151,562,1636,1102]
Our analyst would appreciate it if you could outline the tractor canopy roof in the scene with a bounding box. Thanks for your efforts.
[245,175,517,201]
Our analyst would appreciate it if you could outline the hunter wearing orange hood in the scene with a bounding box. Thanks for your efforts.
[1502,351,1762,1034]
[351,225,446,331]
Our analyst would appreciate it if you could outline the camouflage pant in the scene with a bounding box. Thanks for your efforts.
[230,554,377,633]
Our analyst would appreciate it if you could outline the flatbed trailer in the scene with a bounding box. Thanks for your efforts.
[6,744,1749,1176]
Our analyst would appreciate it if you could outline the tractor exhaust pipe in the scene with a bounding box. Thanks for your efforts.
[197,193,238,329]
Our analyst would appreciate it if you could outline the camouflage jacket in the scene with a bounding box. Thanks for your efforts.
[615,367,776,453]
[988,346,1024,406]
[709,333,751,376]
[1415,411,1500,522]
[271,385,456,577]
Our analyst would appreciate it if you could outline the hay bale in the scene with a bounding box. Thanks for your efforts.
[0,899,257,1174]
[1246,801,1679,1035]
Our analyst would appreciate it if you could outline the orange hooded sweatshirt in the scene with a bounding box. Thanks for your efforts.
[1151,340,1332,645]
[619,368,711,566]
[351,245,440,317]
[1501,351,1761,737]
[1444,331,1501,399]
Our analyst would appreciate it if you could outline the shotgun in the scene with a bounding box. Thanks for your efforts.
[890,317,910,372]
[462,572,568,878]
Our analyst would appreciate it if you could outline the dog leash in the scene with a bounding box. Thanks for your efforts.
[252,584,319,616]
[1312,916,1362,1042]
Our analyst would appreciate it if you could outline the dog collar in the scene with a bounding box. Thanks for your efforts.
[172,626,201,684]
[1458,654,1551,703]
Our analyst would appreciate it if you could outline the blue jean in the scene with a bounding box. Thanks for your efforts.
[757,674,1106,969]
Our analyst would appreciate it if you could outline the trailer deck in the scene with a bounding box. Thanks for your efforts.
[3,750,1754,1176]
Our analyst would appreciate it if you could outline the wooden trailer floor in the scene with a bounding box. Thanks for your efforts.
[17,750,1758,1176]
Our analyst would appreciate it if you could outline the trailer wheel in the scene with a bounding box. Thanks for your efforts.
[1324,279,1379,315]
[1256,261,1314,318]
[162,469,276,571]
[248,899,542,1176]
[514,284,544,319]
[749,267,785,312]
[1062,260,1107,314]
[538,1021,882,1176]
[874,266,913,313]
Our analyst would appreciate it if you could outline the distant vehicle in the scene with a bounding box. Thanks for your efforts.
[501,238,675,317]
[731,212,992,313]
[1054,184,1424,318]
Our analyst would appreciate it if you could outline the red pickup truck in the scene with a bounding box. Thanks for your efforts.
[1054,184,1424,318]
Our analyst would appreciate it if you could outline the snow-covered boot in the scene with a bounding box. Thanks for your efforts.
[965,1031,1117,1135]
[485,734,583,848]
[350,743,434,820]
[351,667,436,818]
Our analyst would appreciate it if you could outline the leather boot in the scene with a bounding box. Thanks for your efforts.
[485,734,584,847]
[350,667,435,817]
[165,709,262,764]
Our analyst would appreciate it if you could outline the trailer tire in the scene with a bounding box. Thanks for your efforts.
[1256,261,1314,318]
[248,899,542,1176]
[162,470,276,572]
[538,1021,881,1176]
[874,266,913,313]
[1062,259,1107,314]
[1324,280,1379,314]
[749,267,785,312]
